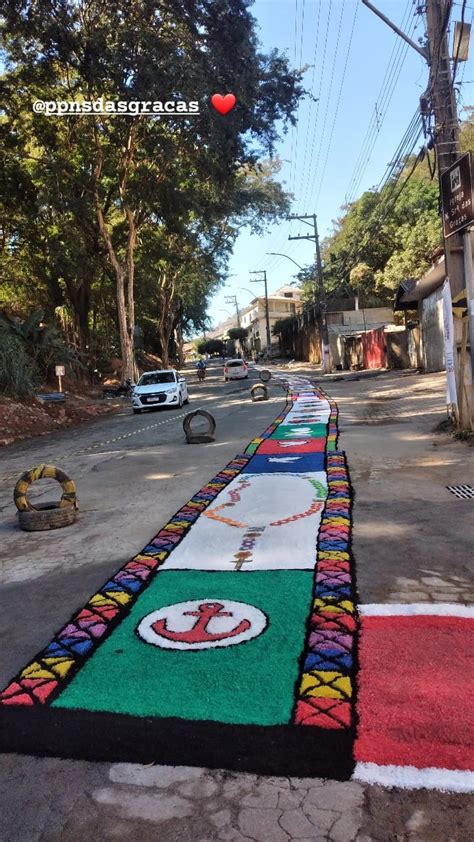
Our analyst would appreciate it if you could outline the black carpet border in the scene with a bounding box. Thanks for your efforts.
[0,706,355,779]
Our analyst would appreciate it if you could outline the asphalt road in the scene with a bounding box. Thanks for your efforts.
[0,359,287,684]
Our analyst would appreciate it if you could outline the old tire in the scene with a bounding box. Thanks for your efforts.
[14,464,77,512]
[18,502,77,532]
[183,409,216,443]
[259,369,272,382]
[251,383,268,402]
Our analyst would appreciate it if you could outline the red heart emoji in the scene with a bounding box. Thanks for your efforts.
[211,93,236,115]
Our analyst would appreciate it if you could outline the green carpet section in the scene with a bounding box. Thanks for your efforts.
[53,570,313,726]
[271,422,328,440]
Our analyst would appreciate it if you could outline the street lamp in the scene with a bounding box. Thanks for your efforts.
[266,252,304,272]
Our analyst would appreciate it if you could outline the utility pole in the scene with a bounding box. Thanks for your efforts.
[250,270,271,357]
[362,0,473,426]
[288,213,331,373]
[225,294,241,327]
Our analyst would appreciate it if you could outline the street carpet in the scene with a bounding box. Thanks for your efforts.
[0,377,358,779]
[2,374,473,792]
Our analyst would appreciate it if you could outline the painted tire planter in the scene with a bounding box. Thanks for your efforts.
[183,409,216,443]
[14,464,78,531]
[251,384,268,402]
[259,369,272,382]
[14,464,77,512]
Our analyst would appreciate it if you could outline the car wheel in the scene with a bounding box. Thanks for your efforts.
[184,394,189,404]
[133,408,142,414]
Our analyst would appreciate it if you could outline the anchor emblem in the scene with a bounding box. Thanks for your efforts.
[137,599,267,650]
[151,602,250,643]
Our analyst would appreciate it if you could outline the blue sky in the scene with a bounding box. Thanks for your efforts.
[208,0,472,326]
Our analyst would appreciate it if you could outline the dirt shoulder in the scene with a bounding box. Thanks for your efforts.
[0,391,120,448]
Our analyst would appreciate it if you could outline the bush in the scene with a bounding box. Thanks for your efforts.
[0,335,40,398]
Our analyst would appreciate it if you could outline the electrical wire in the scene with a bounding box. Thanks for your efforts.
[300,1,333,212]
[303,0,346,211]
[314,0,360,208]
[344,0,413,200]
[345,1,417,203]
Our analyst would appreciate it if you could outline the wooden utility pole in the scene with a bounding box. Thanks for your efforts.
[288,213,332,372]
[362,0,473,426]
[225,294,241,327]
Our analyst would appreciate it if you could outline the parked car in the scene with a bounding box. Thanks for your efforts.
[223,359,249,381]
[131,369,189,413]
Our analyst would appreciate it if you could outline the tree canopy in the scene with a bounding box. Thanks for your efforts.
[1,0,304,386]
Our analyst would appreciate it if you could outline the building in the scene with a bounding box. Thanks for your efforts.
[240,285,303,355]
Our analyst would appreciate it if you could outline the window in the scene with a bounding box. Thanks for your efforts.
[139,371,176,385]
[284,292,293,298]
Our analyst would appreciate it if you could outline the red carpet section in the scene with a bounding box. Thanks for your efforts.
[356,612,474,775]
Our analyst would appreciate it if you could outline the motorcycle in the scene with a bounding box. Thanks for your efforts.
[103,378,135,399]
[197,367,206,382]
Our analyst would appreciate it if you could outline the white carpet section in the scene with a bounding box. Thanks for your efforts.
[360,603,474,618]
[160,471,327,571]
[353,762,474,793]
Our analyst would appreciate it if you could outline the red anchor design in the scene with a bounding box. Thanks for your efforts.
[151,602,250,644]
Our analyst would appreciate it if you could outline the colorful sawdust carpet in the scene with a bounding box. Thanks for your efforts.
[0,378,357,778]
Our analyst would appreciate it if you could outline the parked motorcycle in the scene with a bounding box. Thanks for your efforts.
[103,378,135,399]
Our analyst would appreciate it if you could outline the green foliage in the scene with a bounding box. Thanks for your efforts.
[317,153,446,303]
[227,327,248,341]
[0,0,304,375]
[0,334,40,398]
[0,309,77,396]
[272,317,296,336]
[197,339,225,355]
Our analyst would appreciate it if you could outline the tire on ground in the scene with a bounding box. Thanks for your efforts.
[259,369,272,382]
[183,409,216,443]
[18,503,77,532]
[251,383,268,401]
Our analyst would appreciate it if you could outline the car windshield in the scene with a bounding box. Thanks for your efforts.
[228,361,244,367]
[138,372,175,385]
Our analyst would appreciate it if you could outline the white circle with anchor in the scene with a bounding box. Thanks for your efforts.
[137,599,268,650]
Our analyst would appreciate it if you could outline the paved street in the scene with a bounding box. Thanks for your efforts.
[0,363,473,841]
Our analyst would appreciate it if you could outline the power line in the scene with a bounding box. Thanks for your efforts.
[344,14,414,198]
[314,0,360,207]
[303,0,346,210]
[300,1,333,212]
[345,1,417,203]
[345,0,413,201]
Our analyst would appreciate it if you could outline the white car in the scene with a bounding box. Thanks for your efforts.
[131,369,189,413]
[224,359,249,381]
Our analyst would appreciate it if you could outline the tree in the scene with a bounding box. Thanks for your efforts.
[197,338,225,356]
[1,1,304,380]
[227,327,248,341]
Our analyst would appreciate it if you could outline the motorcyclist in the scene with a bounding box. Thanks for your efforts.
[196,358,206,380]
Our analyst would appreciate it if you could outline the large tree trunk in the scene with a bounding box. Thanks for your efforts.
[95,204,138,383]
[158,270,177,369]
[94,124,139,383]
[175,325,185,369]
